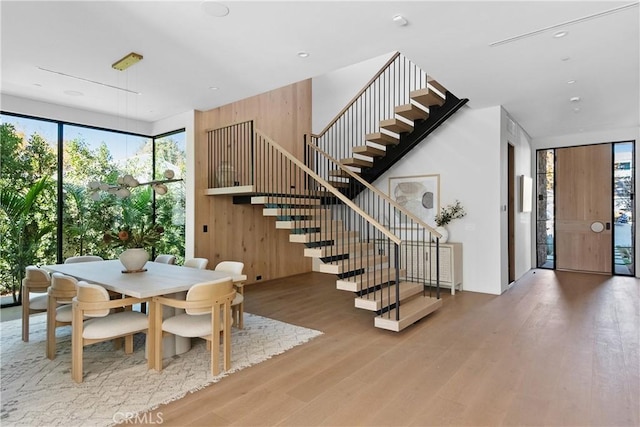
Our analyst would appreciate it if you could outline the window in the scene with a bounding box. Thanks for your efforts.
[0,112,186,304]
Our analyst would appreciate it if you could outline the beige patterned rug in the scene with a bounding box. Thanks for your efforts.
[1,312,322,426]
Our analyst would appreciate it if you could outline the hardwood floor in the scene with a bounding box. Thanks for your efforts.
[138,269,639,426]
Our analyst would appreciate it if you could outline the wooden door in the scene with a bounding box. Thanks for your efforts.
[556,144,612,273]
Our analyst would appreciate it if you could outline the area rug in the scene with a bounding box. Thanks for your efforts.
[0,313,322,426]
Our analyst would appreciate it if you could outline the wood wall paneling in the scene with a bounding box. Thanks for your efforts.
[194,80,313,283]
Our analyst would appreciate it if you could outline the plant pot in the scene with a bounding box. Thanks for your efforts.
[119,248,149,273]
[432,226,449,243]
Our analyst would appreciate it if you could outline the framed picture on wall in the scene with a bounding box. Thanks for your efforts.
[388,174,440,227]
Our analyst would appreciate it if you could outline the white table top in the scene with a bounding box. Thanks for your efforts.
[42,260,232,298]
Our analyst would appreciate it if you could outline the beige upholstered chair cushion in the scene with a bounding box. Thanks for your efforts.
[214,261,244,276]
[55,304,73,323]
[29,294,49,310]
[163,313,231,338]
[82,311,148,340]
[76,281,111,317]
[154,254,176,264]
[64,255,103,264]
[183,258,208,269]
[232,293,244,306]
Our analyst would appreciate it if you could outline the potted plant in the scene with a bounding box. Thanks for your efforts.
[101,188,163,272]
[103,224,163,272]
[434,200,466,243]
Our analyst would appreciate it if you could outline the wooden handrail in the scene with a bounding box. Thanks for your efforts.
[317,52,401,137]
[307,140,442,238]
[255,129,401,245]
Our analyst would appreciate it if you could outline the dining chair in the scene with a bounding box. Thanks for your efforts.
[154,254,176,265]
[214,261,247,329]
[152,278,235,376]
[22,266,52,342]
[64,255,104,264]
[46,273,79,359]
[71,281,150,383]
[183,258,208,269]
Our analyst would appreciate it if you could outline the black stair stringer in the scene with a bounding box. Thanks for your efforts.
[358,93,469,189]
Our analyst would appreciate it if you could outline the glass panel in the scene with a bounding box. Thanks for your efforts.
[62,125,151,261]
[153,131,186,263]
[0,114,58,303]
[536,149,554,268]
[613,141,634,275]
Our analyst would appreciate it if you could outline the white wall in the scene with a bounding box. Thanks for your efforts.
[500,108,533,292]
[312,52,395,133]
[311,55,537,295]
[533,126,640,278]
[376,105,505,295]
[1,94,153,135]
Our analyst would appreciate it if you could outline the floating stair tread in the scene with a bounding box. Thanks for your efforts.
[327,179,350,188]
[365,132,399,146]
[319,255,389,275]
[290,230,358,244]
[342,158,373,168]
[410,88,445,108]
[252,196,321,206]
[427,79,447,97]
[374,296,443,332]
[276,219,342,230]
[304,242,374,258]
[353,145,386,157]
[263,207,330,217]
[355,281,424,311]
[380,118,413,134]
[395,104,429,121]
[329,169,353,178]
[336,268,406,292]
[205,185,256,196]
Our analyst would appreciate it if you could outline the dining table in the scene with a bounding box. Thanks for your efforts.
[42,259,235,365]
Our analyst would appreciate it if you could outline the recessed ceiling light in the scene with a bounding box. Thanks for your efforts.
[567,80,576,84]
[297,51,310,58]
[570,96,581,102]
[393,15,408,27]
[201,1,229,17]
[554,31,568,38]
[64,90,83,97]
[209,86,219,90]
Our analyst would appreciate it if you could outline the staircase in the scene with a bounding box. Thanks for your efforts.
[340,83,444,175]
[205,52,466,331]
[250,189,442,332]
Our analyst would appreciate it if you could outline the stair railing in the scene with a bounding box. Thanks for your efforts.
[205,123,442,322]
[254,129,432,321]
[314,52,429,166]
[307,139,441,302]
[206,120,254,189]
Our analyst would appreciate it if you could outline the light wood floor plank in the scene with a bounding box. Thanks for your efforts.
[134,270,639,426]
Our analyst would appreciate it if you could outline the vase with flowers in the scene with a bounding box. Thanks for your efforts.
[103,224,164,273]
[433,200,466,243]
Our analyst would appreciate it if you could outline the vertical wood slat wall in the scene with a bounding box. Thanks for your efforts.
[194,80,313,284]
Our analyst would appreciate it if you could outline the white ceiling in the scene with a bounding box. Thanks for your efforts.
[1,1,638,139]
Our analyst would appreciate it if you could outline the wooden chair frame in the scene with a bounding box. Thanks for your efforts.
[21,267,51,342]
[46,276,77,360]
[152,285,235,376]
[72,295,150,383]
